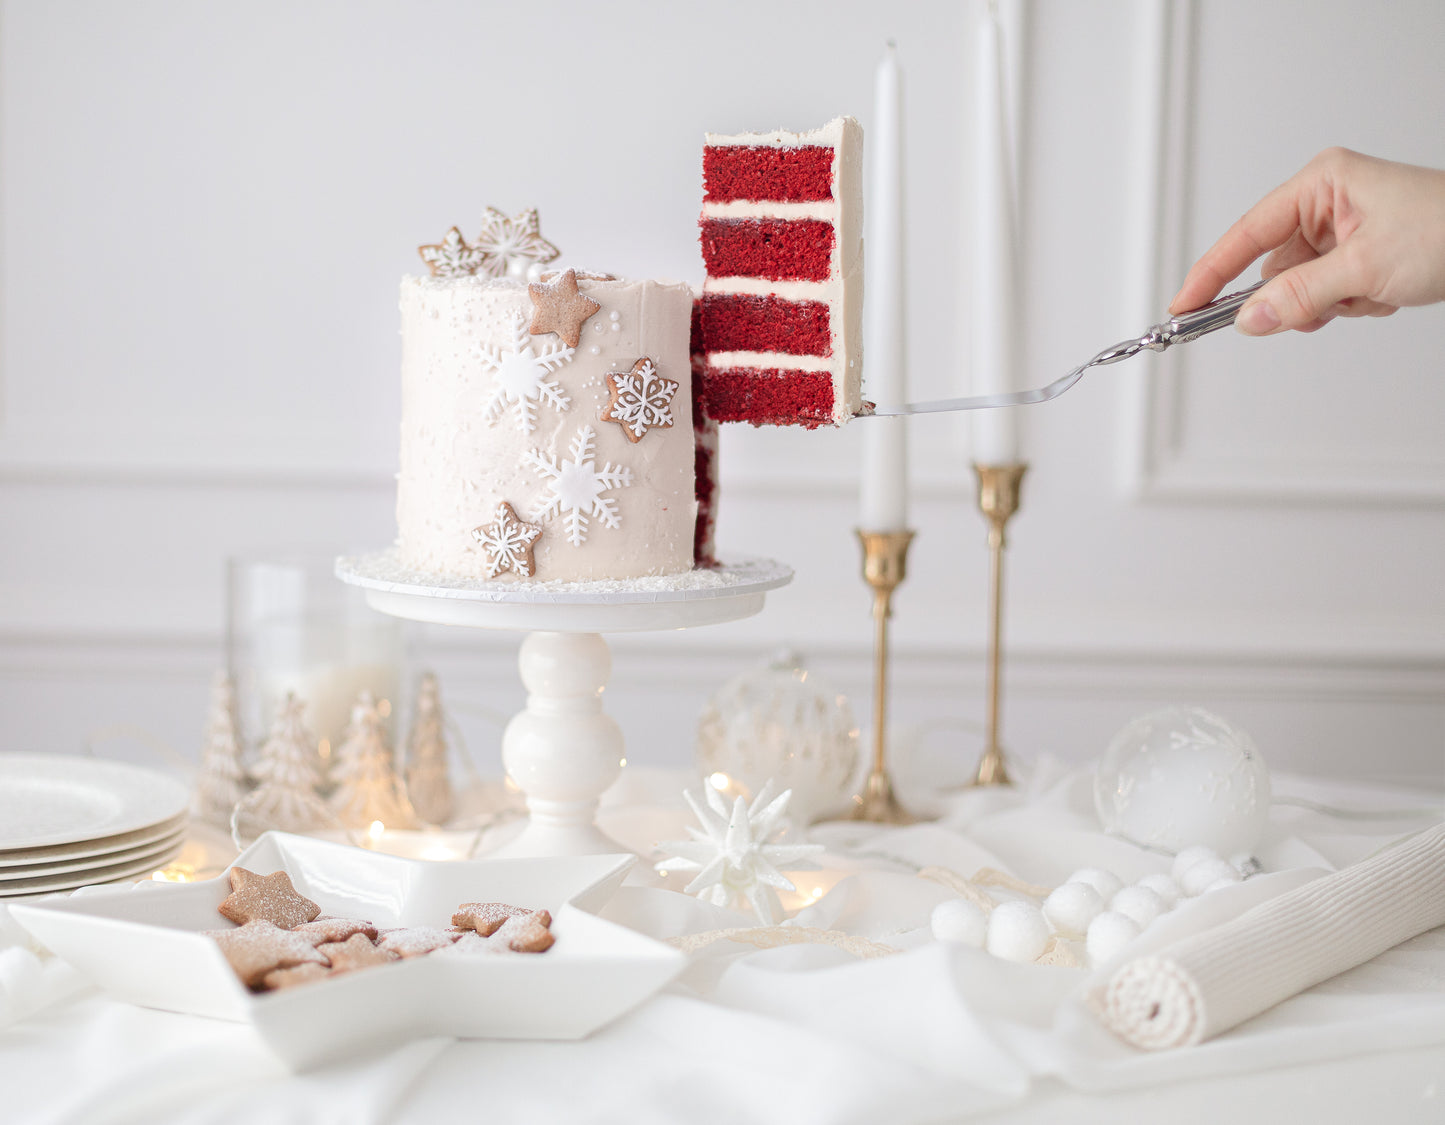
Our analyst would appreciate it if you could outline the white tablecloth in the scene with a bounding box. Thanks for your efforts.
[3,761,1443,1125]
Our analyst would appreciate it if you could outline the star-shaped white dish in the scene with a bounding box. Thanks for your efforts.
[11,832,684,1069]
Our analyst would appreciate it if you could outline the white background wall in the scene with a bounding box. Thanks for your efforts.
[2,0,1442,788]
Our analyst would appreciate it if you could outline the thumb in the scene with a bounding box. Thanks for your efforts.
[1237,251,1362,335]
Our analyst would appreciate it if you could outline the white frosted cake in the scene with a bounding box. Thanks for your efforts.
[395,268,697,582]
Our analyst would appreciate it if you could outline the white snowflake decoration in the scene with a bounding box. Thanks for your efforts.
[526,425,633,546]
[474,206,561,279]
[479,312,573,433]
[601,358,679,443]
[654,782,823,925]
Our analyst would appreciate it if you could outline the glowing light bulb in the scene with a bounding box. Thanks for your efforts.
[708,772,731,791]
[368,820,386,842]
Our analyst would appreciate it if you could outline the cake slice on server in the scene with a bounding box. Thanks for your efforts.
[697,117,864,428]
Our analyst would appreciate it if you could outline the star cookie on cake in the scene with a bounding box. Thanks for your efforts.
[475,206,561,278]
[600,358,679,443]
[418,226,490,278]
[472,501,544,578]
[218,867,322,929]
[528,267,602,348]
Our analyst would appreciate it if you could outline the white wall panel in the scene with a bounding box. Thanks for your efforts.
[1,0,1442,783]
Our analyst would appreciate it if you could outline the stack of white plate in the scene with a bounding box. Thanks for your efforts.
[0,754,190,897]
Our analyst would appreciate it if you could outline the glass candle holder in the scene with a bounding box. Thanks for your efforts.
[227,554,406,767]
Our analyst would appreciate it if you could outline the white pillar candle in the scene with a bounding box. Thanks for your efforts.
[860,42,911,531]
[972,0,1023,465]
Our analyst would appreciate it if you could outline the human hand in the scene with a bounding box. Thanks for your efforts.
[1170,148,1445,335]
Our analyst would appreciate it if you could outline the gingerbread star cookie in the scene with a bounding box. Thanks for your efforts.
[377,926,462,959]
[317,933,398,974]
[207,920,328,988]
[418,226,489,278]
[218,867,321,929]
[489,910,555,954]
[262,961,333,990]
[451,901,531,937]
[292,916,380,946]
[472,501,543,579]
[600,358,679,443]
[528,268,601,348]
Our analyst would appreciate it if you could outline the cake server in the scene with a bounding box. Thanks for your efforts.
[864,279,1265,417]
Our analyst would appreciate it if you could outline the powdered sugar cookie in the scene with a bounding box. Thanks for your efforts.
[207,920,328,988]
[218,867,321,930]
[317,932,397,973]
[451,902,531,937]
[377,926,461,958]
[292,916,380,945]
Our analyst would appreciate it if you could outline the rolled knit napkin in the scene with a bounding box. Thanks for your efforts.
[1100,820,1445,1049]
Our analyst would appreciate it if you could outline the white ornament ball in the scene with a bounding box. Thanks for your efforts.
[695,650,859,825]
[1067,867,1125,903]
[986,901,1052,964]
[1042,882,1105,937]
[1094,706,1271,858]
[931,899,988,947]
[1136,873,1183,909]
[1086,911,1143,965]
[1110,885,1166,929]
[1179,856,1242,898]
[1171,845,1220,883]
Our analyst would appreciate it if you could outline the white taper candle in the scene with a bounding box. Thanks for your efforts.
[860,42,911,531]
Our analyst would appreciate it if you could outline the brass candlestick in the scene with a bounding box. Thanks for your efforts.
[971,463,1027,787]
[849,528,924,823]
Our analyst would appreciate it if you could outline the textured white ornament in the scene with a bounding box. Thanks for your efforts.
[1135,873,1183,909]
[1067,867,1125,903]
[526,425,633,546]
[1095,706,1272,858]
[653,781,823,925]
[1042,881,1105,937]
[694,650,859,825]
[931,899,988,947]
[986,901,1051,964]
[1086,910,1142,966]
[1110,885,1166,929]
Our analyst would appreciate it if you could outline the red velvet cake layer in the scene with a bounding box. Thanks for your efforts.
[700,218,834,282]
[699,294,831,357]
[692,439,718,567]
[703,145,835,203]
[698,367,836,429]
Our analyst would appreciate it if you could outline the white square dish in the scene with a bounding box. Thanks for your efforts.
[11,832,685,1069]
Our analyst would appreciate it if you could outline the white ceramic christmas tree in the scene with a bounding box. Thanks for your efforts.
[404,672,454,826]
[192,669,250,826]
[242,692,329,833]
[329,690,416,830]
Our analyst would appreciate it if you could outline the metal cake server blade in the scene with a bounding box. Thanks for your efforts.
[863,279,1265,418]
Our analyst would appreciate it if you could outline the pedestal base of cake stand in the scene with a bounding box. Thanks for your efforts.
[336,552,793,859]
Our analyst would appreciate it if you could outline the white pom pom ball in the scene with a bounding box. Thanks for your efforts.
[931,899,988,947]
[1095,706,1271,857]
[1110,885,1165,929]
[1042,882,1104,937]
[1179,857,1242,897]
[1067,867,1125,903]
[1086,911,1142,966]
[986,901,1052,964]
[1171,845,1219,882]
[1136,873,1182,908]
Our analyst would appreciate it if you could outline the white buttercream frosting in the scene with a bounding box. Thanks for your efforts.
[396,274,696,581]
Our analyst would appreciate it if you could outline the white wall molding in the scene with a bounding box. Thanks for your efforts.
[1117,0,1445,507]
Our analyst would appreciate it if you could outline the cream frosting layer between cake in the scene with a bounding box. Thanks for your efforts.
[396,274,696,582]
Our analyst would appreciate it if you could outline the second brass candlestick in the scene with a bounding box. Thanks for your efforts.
[849,528,926,824]
[971,462,1027,787]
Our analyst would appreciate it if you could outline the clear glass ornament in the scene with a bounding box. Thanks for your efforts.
[1094,706,1272,858]
[695,650,859,825]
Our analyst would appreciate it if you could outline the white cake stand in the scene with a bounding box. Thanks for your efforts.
[336,550,792,858]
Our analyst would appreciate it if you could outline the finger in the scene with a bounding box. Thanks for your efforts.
[1236,248,1366,335]
[1261,227,1323,278]
[1171,172,1321,312]
[1331,296,1397,319]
